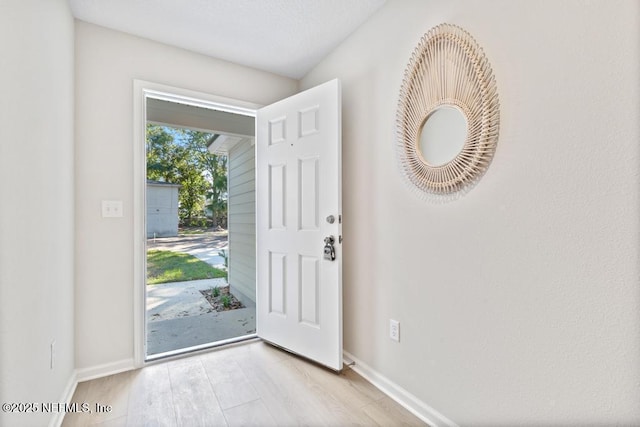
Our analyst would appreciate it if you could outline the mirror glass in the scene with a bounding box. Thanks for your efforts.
[418,106,468,166]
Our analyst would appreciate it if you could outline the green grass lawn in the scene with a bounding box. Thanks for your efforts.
[147,250,226,285]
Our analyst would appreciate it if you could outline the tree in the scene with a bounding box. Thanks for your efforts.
[146,124,183,183]
[177,166,207,222]
[181,130,228,228]
[146,124,228,227]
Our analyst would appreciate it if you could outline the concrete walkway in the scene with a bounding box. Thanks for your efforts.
[146,232,256,356]
[147,278,225,322]
[146,279,256,355]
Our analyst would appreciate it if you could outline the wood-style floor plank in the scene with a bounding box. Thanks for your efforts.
[362,396,427,426]
[167,358,227,426]
[126,364,176,426]
[200,349,260,411]
[90,415,128,427]
[289,355,385,409]
[62,340,428,427]
[223,399,278,427]
[62,371,133,427]
[232,349,303,426]
[291,358,384,425]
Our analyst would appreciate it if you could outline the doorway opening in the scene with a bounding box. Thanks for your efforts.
[137,87,258,361]
[134,79,343,370]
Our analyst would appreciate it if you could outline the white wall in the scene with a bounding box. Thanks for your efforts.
[74,21,298,371]
[301,0,640,424]
[0,0,75,425]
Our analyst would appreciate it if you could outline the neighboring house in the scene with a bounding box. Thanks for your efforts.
[146,180,180,237]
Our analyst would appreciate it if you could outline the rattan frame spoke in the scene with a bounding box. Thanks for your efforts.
[396,23,500,197]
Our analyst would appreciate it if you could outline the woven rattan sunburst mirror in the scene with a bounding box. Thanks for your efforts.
[396,23,500,197]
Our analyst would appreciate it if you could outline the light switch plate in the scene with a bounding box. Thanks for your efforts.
[102,200,123,218]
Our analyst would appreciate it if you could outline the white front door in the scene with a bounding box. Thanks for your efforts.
[256,79,342,371]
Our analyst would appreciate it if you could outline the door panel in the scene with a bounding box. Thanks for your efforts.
[299,255,319,326]
[298,157,319,230]
[256,79,342,370]
[269,252,286,315]
[268,164,287,230]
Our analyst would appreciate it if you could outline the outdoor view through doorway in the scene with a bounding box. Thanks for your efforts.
[144,98,257,359]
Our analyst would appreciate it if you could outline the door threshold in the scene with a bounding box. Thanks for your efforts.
[145,333,258,364]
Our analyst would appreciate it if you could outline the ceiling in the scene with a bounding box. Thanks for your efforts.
[68,0,386,79]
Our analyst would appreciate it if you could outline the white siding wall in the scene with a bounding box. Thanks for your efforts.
[227,139,256,303]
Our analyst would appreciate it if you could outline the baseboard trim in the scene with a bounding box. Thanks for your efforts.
[75,358,135,383]
[343,351,458,427]
[48,370,78,427]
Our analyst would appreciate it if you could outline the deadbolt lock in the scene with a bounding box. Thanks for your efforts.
[323,235,336,261]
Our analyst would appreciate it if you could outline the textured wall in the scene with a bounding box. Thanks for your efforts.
[302,0,640,424]
[0,0,75,425]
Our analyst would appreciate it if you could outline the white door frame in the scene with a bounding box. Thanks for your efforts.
[132,80,260,367]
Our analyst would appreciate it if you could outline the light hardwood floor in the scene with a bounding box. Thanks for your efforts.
[62,339,427,427]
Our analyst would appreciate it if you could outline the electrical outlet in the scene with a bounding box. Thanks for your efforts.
[390,319,400,342]
[50,340,56,370]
